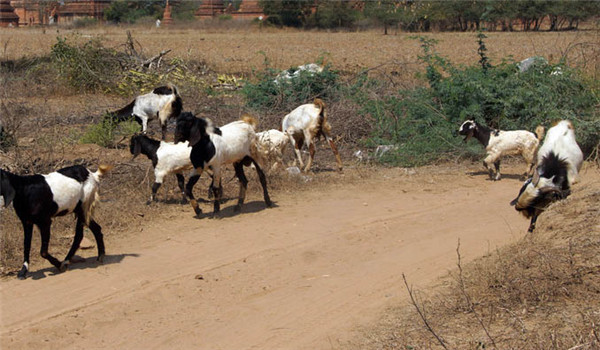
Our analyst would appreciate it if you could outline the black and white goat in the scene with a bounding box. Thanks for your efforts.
[0,165,111,279]
[511,120,583,232]
[108,85,182,140]
[174,112,272,218]
[282,98,343,172]
[458,120,544,180]
[129,134,198,204]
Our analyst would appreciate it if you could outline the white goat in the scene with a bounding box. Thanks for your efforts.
[109,85,182,140]
[458,120,544,180]
[255,129,289,172]
[511,120,583,232]
[282,98,343,172]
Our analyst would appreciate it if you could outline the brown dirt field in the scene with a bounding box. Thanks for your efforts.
[2,27,598,79]
[4,162,597,349]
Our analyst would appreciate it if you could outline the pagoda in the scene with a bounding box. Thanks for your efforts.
[162,0,172,26]
[56,0,111,23]
[10,0,45,26]
[0,0,19,27]
[233,0,263,19]
[195,0,225,19]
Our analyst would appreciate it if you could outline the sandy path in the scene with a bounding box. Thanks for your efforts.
[1,165,531,349]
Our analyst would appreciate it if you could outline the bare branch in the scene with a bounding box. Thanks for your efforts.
[402,273,449,349]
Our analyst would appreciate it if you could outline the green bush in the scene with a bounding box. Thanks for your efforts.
[80,116,140,147]
[242,55,341,111]
[363,35,599,166]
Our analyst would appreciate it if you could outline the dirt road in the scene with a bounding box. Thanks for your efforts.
[1,164,533,349]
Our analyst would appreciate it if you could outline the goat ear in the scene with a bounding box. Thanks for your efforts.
[509,198,518,206]
[132,139,141,159]
[531,169,541,186]
[188,124,202,146]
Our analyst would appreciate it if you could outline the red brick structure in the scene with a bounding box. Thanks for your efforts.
[162,0,172,26]
[11,0,46,26]
[0,0,19,27]
[195,0,225,19]
[10,0,109,26]
[55,0,110,24]
[233,0,264,19]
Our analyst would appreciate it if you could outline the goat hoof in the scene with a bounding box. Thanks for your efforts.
[17,267,27,280]
[97,254,105,264]
[59,261,69,272]
[233,205,242,213]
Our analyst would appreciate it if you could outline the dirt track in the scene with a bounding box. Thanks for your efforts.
[1,163,538,349]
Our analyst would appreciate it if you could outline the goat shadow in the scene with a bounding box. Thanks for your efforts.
[154,196,236,206]
[195,200,278,220]
[28,253,140,280]
[466,170,527,181]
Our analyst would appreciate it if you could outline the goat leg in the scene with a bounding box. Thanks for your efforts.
[18,222,34,280]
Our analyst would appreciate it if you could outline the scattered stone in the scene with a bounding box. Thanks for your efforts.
[79,237,95,250]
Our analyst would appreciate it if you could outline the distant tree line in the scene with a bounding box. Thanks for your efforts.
[102,0,599,31]
[259,0,600,32]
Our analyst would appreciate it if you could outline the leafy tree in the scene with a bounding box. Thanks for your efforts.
[308,0,360,29]
[259,0,313,27]
[363,0,401,35]
[104,0,163,24]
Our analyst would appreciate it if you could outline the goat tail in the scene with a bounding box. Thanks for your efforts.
[313,98,331,138]
[95,164,113,177]
[241,114,259,129]
[81,165,111,225]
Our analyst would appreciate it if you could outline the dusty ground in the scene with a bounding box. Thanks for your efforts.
[4,161,592,349]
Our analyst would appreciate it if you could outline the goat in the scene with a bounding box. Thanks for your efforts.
[458,120,544,180]
[511,120,583,232]
[282,98,343,172]
[174,112,272,218]
[108,85,182,140]
[129,134,199,204]
[0,164,111,279]
[255,129,289,172]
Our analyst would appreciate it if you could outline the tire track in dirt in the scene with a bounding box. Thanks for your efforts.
[1,166,530,349]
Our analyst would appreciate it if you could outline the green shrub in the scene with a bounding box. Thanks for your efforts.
[72,17,98,28]
[363,35,599,166]
[242,55,341,111]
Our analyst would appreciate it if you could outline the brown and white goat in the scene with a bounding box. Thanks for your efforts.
[511,120,583,232]
[458,120,544,180]
[255,129,289,172]
[282,98,342,172]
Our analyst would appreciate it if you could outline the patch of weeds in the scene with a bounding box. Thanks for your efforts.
[80,116,140,147]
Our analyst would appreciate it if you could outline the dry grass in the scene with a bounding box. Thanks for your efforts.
[2,25,598,83]
[351,167,600,350]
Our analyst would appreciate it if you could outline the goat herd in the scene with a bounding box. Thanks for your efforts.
[0,85,584,280]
